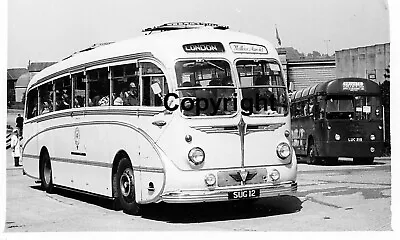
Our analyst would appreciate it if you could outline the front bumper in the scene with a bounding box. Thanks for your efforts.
[161,181,297,203]
[317,141,384,157]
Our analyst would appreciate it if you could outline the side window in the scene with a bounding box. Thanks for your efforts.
[26,88,38,119]
[55,76,72,111]
[73,72,86,108]
[290,102,295,117]
[87,67,109,106]
[140,62,169,107]
[295,102,302,117]
[110,63,140,106]
[300,101,306,117]
[38,82,54,115]
[317,96,325,119]
[308,98,314,117]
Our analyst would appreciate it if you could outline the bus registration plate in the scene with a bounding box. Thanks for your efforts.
[348,137,363,142]
[228,189,260,199]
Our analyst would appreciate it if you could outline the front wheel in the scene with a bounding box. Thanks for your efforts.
[40,151,54,193]
[113,158,141,215]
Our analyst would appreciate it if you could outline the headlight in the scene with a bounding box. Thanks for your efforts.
[204,173,216,186]
[276,142,290,159]
[335,134,341,141]
[370,134,376,141]
[188,147,205,165]
[370,147,375,153]
[327,125,331,130]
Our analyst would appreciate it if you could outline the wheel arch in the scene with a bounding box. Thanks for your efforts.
[111,150,132,198]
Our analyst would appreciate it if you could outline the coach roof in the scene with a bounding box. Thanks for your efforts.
[27,28,276,90]
[292,78,381,101]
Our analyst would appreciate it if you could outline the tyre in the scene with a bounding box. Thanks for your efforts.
[307,142,321,165]
[354,157,374,165]
[40,151,54,193]
[113,158,141,215]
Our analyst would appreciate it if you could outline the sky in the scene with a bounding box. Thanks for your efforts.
[7,0,390,68]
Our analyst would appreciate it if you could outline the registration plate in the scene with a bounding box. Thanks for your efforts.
[348,137,363,142]
[228,189,260,199]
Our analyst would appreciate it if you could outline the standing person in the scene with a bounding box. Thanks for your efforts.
[10,129,22,167]
[16,113,24,138]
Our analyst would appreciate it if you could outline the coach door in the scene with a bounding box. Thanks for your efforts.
[137,61,170,202]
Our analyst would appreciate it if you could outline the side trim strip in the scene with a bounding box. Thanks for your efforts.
[133,166,164,173]
[51,157,112,168]
[22,154,40,159]
[25,108,164,124]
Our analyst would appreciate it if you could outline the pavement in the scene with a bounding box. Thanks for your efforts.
[2,152,392,232]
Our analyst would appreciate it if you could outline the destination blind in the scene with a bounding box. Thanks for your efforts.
[183,42,225,53]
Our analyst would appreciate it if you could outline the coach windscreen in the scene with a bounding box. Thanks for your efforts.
[236,60,288,116]
[174,59,237,116]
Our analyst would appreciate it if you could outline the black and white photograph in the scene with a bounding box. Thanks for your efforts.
[1,0,397,236]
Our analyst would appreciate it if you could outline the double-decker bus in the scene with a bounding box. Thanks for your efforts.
[22,22,297,215]
[290,78,384,165]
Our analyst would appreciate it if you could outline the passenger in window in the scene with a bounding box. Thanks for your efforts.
[309,102,314,116]
[98,94,110,106]
[58,93,70,110]
[221,76,233,86]
[303,103,309,116]
[41,101,51,114]
[74,96,84,108]
[91,89,102,106]
[125,82,139,106]
[114,90,125,106]
[181,81,195,98]
[32,106,38,117]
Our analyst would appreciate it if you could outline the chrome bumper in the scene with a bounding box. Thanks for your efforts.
[161,181,297,203]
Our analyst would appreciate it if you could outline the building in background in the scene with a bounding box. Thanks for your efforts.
[286,58,336,91]
[277,47,336,91]
[13,61,56,107]
[335,43,390,84]
[7,68,28,106]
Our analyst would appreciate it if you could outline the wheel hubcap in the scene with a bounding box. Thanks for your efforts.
[120,169,133,197]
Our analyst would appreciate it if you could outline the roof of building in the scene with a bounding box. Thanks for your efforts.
[28,62,57,72]
[7,68,28,81]
[16,72,37,88]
